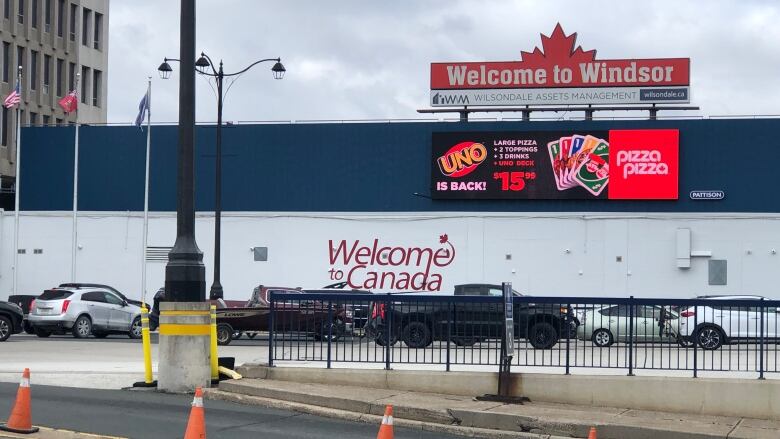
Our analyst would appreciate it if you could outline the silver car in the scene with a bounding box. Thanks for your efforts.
[577,305,679,347]
[28,287,142,339]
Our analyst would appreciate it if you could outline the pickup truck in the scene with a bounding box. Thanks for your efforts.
[214,285,348,345]
[364,284,577,350]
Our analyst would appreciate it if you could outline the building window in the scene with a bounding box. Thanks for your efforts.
[80,65,88,104]
[81,8,90,46]
[44,0,51,32]
[43,54,50,94]
[57,0,64,37]
[30,112,37,126]
[17,0,23,24]
[69,3,76,42]
[56,58,63,95]
[55,117,62,125]
[2,42,9,83]
[93,12,102,50]
[3,0,9,20]
[68,61,74,90]
[16,46,24,89]
[92,69,101,107]
[43,114,49,125]
[1,106,8,146]
[30,50,38,91]
[31,0,38,28]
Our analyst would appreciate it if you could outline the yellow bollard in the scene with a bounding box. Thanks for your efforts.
[210,305,219,381]
[141,305,154,385]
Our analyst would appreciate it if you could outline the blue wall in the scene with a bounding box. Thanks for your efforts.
[19,119,779,212]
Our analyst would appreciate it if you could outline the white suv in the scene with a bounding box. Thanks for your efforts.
[677,295,774,350]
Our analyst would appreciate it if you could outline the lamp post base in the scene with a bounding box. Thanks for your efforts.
[209,282,224,301]
[158,302,212,393]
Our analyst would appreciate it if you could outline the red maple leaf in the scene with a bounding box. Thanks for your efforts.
[439,234,448,244]
[520,23,596,65]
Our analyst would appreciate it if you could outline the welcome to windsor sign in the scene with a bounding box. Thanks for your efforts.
[430,24,690,107]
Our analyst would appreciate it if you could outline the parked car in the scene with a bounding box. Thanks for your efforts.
[365,284,576,349]
[577,304,679,347]
[0,300,25,342]
[214,285,347,346]
[28,287,143,339]
[8,294,38,334]
[677,295,775,350]
[58,283,150,310]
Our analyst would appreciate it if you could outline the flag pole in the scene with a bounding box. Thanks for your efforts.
[141,78,151,305]
[70,73,80,282]
[12,65,22,296]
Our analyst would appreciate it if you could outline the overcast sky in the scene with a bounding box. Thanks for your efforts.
[107,0,780,124]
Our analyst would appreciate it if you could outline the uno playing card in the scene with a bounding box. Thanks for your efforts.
[574,138,610,196]
[559,136,575,188]
[547,140,564,190]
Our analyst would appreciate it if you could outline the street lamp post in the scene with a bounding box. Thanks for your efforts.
[159,54,285,300]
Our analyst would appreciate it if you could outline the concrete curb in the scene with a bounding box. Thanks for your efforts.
[0,426,126,439]
[205,389,565,439]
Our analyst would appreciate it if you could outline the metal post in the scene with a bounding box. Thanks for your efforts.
[210,305,219,381]
[649,104,658,120]
[565,303,571,375]
[209,63,224,300]
[627,296,634,376]
[446,301,451,372]
[12,66,22,297]
[693,309,698,378]
[522,106,530,121]
[759,297,765,380]
[165,0,205,302]
[268,296,275,367]
[459,108,468,122]
[326,302,333,369]
[585,106,594,121]
[385,294,391,370]
[70,73,80,282]
[141,78,151,304]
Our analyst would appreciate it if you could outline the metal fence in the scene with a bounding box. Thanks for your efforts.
[268,292,780,378]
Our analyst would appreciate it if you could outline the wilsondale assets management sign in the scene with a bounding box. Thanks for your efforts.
[430,23,690,106]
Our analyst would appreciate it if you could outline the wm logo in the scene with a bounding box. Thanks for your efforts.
[432,93,469,105]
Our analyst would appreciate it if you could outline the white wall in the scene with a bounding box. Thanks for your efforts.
[2,211,779,302]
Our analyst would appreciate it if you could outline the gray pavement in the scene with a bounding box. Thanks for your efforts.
[0,382,454,439]
[215,377,780,439]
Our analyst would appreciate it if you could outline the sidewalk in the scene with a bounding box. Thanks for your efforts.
[208,378,780,439]
[0,427,125,439]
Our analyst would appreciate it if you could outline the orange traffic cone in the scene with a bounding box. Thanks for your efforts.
[0,368,39,434]
[588,426,597,439]
[183,387,206,439]
[376,405,393,439]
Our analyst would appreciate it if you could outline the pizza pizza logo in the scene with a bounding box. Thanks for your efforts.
[437,141,487,177]
[615,150,669,179]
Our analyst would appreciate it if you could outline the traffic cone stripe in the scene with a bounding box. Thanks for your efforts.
[19,377,29,388]
[192,396,203,408]
[382,415,393,425]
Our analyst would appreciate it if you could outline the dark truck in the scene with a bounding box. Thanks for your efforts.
[365,284,577,350]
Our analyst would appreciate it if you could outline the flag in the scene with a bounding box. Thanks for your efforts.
[3,82,21,108]
[134,91,150,127]
[58,90,78,113]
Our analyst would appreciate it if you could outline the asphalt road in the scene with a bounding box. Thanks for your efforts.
[0,383,455,439]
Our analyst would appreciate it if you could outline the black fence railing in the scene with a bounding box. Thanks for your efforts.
[268,292,780,378]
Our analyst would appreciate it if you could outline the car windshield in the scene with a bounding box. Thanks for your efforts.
[39,290,73,300]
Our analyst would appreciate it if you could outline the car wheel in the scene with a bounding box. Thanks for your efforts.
[23,320,35,335]
[529,322,558,349]
[34,327,51,338]
[696,326,723,350]
[233,331,243,340]
[72,315,92,339]
[315,319,345,342]
[591,329,614,347]
[93,332,109,338]
[247,333,257,339]
[0,316,11,342]
[402,321,432,348]
[216,324,233,346]
[128,317,142,339]
[374,331,398,347]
